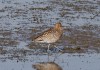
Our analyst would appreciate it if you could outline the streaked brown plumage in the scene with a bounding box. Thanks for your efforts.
[33,22,63,51]
[33,62,62,70]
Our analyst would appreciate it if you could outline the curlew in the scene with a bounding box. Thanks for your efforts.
[33,22,63,52]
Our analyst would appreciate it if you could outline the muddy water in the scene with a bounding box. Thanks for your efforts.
[0,0,100,70]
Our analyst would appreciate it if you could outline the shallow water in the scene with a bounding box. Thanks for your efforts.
[0,0,100,70]
[0,53,100,70]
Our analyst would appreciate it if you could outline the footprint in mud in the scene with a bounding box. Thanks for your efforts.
[32,62,62,70]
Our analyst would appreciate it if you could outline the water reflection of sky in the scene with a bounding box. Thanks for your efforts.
[0,53,100,70]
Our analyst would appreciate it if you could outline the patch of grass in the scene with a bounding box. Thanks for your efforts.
[65,2,75,7]
[0,38,18,46]
[63,24,100,52]
[30,6,51,11]
[62,47,83,53]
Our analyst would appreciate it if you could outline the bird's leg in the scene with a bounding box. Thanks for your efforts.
[48,53,50,62]
[47,44,50,53]
[47,44,51,62]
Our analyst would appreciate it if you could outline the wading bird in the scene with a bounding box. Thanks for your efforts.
[33,22,63,52]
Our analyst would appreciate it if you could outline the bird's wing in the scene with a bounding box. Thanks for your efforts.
[34,28,53,41]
